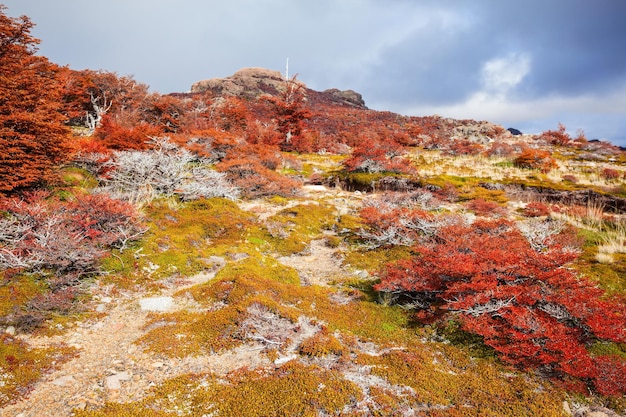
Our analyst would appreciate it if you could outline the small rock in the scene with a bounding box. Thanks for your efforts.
[139,296,174,312]
[563,401,572,416]
[116,371,131,381]
[95,304,106,313]
[274,354,298,365]
[52,375,75,386]
[355,270,369,279]
[5,326,16,335]
[100,296,113,303]
[105,375,121,390]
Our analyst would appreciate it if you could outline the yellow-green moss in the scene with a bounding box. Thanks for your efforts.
[343,246,414,273]
[299,326,345,357]
[75,362,360,417]
[0,335,77,407]
[260,202,337,255]
[357,348,566,416]
[0,272,46,317]
[103,197,258,284]
[59,166,99,189]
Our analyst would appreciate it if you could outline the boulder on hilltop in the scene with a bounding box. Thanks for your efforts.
[191,67,290,98]
[190,68,367,109]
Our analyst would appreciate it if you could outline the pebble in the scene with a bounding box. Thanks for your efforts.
[5,325,16,335]
[139,296,174,312]
[51,375,75,386]
[105,375,121,391]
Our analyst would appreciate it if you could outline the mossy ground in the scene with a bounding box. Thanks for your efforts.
[0,335,77,408]
[73,189,605,416]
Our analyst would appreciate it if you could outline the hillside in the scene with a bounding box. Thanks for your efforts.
[1,9,626,416]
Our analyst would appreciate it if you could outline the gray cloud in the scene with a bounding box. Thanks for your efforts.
[3,0,626,145]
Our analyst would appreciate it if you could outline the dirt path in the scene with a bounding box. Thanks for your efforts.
[1,265,273,417]
[1,185,362,417]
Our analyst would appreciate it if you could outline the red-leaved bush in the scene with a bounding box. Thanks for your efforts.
[0,191,145,330]
[217,143,301,198]
[375,218,625,395]
[0,191,144,278]
[343,137,414,174]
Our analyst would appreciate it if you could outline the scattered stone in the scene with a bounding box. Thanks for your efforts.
[139,296,174,312]
[95,304,107,313]
[563,401,572,416]
[105,375,121,391]
[51,375,75,386]
[274,354,298,366]
[229,252,249,261]
[573,405,622,417]
[116,371,131,381]
[355,270,369,279]
[5,325,16,335]
[323,88,367,108]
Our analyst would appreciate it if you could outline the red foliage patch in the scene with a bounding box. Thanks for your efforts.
[375,219,626,395]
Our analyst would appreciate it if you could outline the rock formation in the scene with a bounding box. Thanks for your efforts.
[190,68,367,109]
[190,67,289,99]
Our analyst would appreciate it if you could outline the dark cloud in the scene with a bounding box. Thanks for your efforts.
[3,0,626,145]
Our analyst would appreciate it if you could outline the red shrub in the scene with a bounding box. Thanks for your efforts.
[217,143,301,198]
[539,123,571,146]
[513,147,557,172]
[522,201,551,217]
[95,115,162,150]
[375,219,626,394]
[601,168,621,180]
[466,198,505,217]
[343,137,414,174]
[485,142,515,158]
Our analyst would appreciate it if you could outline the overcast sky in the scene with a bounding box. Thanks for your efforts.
[4,1,626,146]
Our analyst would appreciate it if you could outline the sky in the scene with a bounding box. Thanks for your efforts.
[4,0,626,147]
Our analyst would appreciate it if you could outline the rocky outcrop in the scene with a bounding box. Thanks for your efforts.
[191,68,368,109]
[323,88,367,108]
[191,67,288,98]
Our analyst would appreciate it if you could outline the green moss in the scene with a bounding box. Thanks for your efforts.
[0,335,77,407]
[358,348,566,416]
[343,246,414,273]
[439,319,497,359]
[0,272,46,317]
[76,362,360,417]
[299,327,345,357]
[589,341,626,359]
[574,229,626,294]
[59,166,99,189]
[105,197,258,282]
[136,307,246,357]
[259,202,337,255]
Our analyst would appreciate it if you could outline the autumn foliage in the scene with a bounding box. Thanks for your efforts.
[539,123,571,146]
[264,76,312,152]
[0,7,71,192]
[375,218,626,395]
[0,191,144,329]
[513,147,557,172]
[343,136,414,174]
